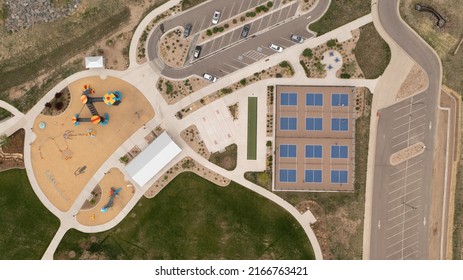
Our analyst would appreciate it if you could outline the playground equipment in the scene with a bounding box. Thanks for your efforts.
[63,128,96,139]
[100,187,122,213]
[72,84,122,126]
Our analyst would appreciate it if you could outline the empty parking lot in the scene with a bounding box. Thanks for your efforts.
[370,93,432,259]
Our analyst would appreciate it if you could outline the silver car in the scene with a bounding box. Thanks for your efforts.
[203,73,218,82]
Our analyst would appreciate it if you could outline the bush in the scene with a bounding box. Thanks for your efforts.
[279,61,289,68]
[327,39,337,48]
[206,29,212,36]
[239,79,247,85]
[302,48,313,58]
[256,6,262,13]
[240,16,246,22]
[218,26,224,32]
[54,92,62,99]
[340,73,351,79]
[221,88,233,94]
[44,102,52,108]
[224,23,229,28]
[232,19,237,24]
[276,73,283,78]
[166,81,174,95]
[266,141,272,147]
[54,102,64,110]
[212,27,219,33]
[267,1,273,8]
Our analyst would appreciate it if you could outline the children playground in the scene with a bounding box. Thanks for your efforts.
[31,76,154,212]
[77,168,134,226]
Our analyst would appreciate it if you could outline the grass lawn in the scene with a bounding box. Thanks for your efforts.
[54,172,314,260]
[245,90,372,259]
[355,23,391,79]
[0,169,60,259]
[247,97,258,160]
[209,143,238,171]
[309,0,371,35]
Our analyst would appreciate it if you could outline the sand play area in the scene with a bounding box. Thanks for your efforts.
[31,75,154,212]
[77,168,134,226]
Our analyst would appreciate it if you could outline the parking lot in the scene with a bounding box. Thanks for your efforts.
[370,93,431,259]
[148,0,330,79]
[198,2,299,62]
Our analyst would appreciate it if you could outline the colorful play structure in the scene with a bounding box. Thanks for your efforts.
[72,84,122,126]
[100,187,122,213]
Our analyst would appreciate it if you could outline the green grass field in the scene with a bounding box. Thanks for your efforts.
[54,172,314,260]
[309,0,371,35]
[247,97,258,160]
[0,169,59,259]
[355,23,391,79]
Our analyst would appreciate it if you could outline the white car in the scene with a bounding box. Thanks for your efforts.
[203,73,218,82]
[269,43,284,53]
[212,11,221,24]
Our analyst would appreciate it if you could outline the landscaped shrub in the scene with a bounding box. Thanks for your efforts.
[279,61,289,68]
[267,1,273,8]
[232,19,237,24]
[218,26,224,32]
[54,102,64,110]
[212,27,219,33]
[340,73,351,79]
[206,29,212,36]
[327,39,337,48]
[239,79,247,85]
[302,48,313,58]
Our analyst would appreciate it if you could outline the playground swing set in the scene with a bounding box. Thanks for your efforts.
[72,84,122,126]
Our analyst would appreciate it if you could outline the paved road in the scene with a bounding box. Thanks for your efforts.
[147,0,330,79]
[370,0,442,259]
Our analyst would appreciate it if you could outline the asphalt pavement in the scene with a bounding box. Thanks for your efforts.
[147,0,330,79]
[369,0,442,259]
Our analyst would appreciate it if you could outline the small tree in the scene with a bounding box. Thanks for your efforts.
[45,102,52,108]
[55,102,64,110]
[267,1,274,8]
[302,48,313,58]
[327,39,337,48]
[206,29,212,36]
[55,92,62,99]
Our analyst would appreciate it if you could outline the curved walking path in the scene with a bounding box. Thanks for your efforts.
[0,0,380,261]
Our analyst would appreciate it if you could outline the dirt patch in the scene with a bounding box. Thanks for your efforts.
[144,156,231,198]
[156,76,210,104]
[298,0,318,12]
[180,125,210,159]
[390,141,426,165]
[158,28,192,68]
[396,64,429,100]
[209,144,237,171]
[80,184,103,211]
[41,87,71,116]
[0,129,25,172]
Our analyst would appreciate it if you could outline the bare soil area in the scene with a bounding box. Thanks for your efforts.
[158,28,192,68]
[0,129,25,172]
[396,64,429,100]
[390,142,426,165]
[156,76,210,104]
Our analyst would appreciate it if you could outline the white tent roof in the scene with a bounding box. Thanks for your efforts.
[125,132,182,187]
[85,56,104,69]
